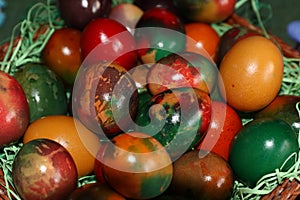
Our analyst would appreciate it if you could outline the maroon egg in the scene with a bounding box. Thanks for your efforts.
[57,0,112,30]
[170,150,234,200]
[12,138,78,200]
[134,0,178,14]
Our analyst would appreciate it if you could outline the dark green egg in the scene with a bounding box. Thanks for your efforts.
[14,63,68,122]
[229,118,299,187]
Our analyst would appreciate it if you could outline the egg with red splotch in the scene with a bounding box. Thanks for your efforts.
[147,51,218,95]
[12,138,78,200]
[73,62,139,136]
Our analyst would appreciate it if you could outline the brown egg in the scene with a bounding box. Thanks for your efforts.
[170,150,234,200]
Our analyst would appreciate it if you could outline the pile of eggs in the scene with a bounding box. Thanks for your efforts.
[0,0,299,199]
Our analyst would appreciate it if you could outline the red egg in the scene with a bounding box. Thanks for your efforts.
[12,138,78,200]
[0,71,29,147]
[80,18,138,70]
[198,101,243,160]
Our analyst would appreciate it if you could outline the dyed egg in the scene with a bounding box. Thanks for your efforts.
[42,27,82,85]
[101,132,173,199]
[254,95,300,132]
[134,8,186,64]
[197,101,243,161]
[134,87,211,160]
[12,138,78,200]
[174,0,236,23]
[0,71,29,147]
[109,3,143,35]
[23,115,101,178]
[147,51,218,95]
[215,26,260,66]
[68,183,126,200]
[57,0,112,30]
[14,63,68,122]
[72,62,138,136]
[134,0,178,13]
[170,150,234,200]
[229,118,299,187]
[218,36,284,112]
[80,18,138,71]
[185,22,220,60]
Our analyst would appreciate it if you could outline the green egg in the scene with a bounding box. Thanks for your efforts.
[14,63,68,122]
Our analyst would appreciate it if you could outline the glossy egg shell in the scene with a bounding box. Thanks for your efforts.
[185,22,220,60]
[12,138,78,200]
[174,0,236,23]
[73,62,138,135]
[147,51,218,95]
[218,36,284,112]
[134,8,186,64]
[198,101,243,161]
[0,71,29,147]
[23,115,101,178]
[80,18,138,71]
[215,26,260,66]
[57,0,112,30]
[134,87,211,160]
[229,118,299,187]
[14,63,68,122]
[170,150,234,200]
[101,132,173,199]
[42,27,82,86]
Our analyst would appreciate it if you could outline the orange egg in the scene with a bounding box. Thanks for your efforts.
[23,115,101,178]
[218,36,284,112]
[185,22,220,61]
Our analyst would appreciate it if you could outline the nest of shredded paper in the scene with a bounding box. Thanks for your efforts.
[0,0,299,199]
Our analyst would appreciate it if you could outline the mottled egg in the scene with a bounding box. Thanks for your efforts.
[73,62,139,136]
